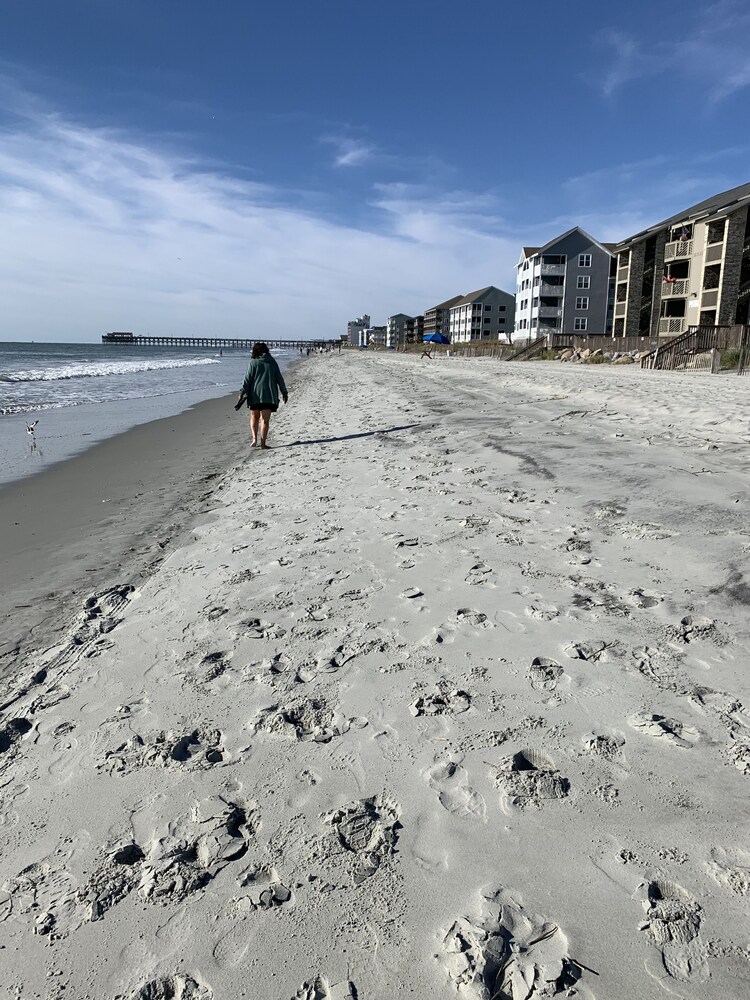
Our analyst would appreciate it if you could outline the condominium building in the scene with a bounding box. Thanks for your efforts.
[346,314,371,348]
[424,295,463,340]
[367,325,387,347]
[386,313,413,348]
[514,228,615,340]
[614,182,750,337]
[448,286,515,343]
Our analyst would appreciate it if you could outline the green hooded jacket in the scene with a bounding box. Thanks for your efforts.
[241,355,287,407]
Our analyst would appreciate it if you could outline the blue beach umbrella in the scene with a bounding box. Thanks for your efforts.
[423,333,450,344]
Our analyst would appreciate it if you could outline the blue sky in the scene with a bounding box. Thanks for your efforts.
[1,0,749,341]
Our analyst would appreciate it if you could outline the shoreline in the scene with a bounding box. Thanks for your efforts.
[1,353,749,998]
[0,354,302,673]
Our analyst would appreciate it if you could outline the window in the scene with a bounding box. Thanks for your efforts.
[578,254,592,267]
[577,275,590,289]
[484,304,492,311]
[498,305,506,311]
[574,317,588,330]
[575,296,589,309]
[484,317,491,323]
[532,297,539,307]
[534,276,540,286]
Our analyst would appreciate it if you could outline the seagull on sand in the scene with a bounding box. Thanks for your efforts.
[26,420,38,435]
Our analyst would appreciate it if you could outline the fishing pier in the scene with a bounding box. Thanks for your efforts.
[102,332,335,350]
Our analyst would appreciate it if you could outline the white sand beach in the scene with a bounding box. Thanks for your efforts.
[1,353,750,1000]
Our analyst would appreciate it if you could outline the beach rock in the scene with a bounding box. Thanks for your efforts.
[614,355,634,364]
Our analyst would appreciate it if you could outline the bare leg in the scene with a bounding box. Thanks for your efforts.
[260,409,272,448]
[250,410,260,446]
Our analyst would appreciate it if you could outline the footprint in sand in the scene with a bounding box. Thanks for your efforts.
[581,729,626,763]
[440,884,594,998]
[100,725,227,774]
[706,846,750,895]
[410,685,471,717]
[0,717,33,767]
[237,865,294,910]
[424,759,486,819]
[1,855,79,938]
[527,657,564,692]
[524,601,558,621]
[729,738,750,774]
[564,640,618,662]
[629,713,700,749]
[238,617,287,640]
[78,843,146,922]
[400,586,424,599]
[465,561,492,586]
[639,879,708,984]
[139,796,255,906]
[252,698,366,744]
[292,978,357,999]
[323,794,401,885]
[456,608,492,629]
[130,974,213,999]
[627,588,663,609]
[494,749,570,812]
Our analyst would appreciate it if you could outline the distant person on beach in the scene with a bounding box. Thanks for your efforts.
[236,342,288,450]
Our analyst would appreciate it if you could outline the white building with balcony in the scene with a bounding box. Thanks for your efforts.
[514,229,615,341]
[346,314,371,348]
[448,286,514,343]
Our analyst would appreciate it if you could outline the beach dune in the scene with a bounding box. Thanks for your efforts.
[1,353,749,999]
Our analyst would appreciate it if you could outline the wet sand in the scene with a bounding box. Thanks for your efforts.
[0,390,255,666]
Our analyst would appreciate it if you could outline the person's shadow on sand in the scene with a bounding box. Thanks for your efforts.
[282,423,422,447]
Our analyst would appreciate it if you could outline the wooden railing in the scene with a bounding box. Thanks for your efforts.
[505,335,548,361]
[640,325,745,371]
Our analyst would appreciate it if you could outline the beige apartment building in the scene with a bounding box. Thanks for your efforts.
[614,182,750,338]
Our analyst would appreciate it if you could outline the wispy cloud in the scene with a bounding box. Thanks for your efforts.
[0,96,525,338]
[321,134,376,168]
[598,1,750,103]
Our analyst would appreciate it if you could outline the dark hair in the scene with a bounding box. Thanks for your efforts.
[251,342,269,359]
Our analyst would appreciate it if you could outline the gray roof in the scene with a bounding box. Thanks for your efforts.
[536,226,615,257]
[617,181,750,251]
[452,286,512,306]
[425,294,464,312]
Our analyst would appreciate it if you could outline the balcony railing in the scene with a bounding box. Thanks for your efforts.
[539,283,564,296]
[541,263,566,276]
[659,317,686,335]
[538,306,563,318]
[661,279,689,297]
[537,323,560,335]
[664,239,693,262]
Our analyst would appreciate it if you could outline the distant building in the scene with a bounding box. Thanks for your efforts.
[449,287,515,343]
[407,315,424,343]
[614,182,750,337]
[386,313,413,348]
[514,229,616,340]
[367,325,387,347]
[346,314,371,348]
[424,296,463,340]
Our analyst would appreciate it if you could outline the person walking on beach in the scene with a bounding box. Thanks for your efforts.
[236,342,288,449]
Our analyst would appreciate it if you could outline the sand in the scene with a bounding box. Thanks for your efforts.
[1,353,749,999]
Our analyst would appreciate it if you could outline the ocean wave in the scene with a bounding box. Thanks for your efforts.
[0,356,221,383]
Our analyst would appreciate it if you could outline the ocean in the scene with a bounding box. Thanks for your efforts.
[0,341,297,486]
